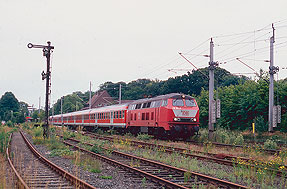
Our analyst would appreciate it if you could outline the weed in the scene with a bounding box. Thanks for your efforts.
[63,131,76,140]
[96,129,104,135]
[203,141,213,153]
[263,139,278,150]
[32,126,43,137]
[50,148,73,157]
[124,132,133,137]
[91,143,104,154]
[141,177,146,188]
[90,168,101,173]
[100,175,112,179]
[0,128,9,153]
[137,134,153,141]
[48,136,66,150]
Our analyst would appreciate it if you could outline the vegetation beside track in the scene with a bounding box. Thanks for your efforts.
[23,125,103,176]
[62,129,287,188]
[0,123,18,188]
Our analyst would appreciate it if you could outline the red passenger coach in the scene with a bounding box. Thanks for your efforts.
[50,104,128,130]
[50,93,199,138]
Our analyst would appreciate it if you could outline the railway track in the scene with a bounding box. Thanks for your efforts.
[82,132,287,178]
[186,140,281,155]
[61,135,247,188]
[6,131,96,189]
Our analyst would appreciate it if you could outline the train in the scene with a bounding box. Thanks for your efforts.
[50,93,200,138]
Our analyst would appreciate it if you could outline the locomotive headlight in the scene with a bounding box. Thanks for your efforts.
[193,118,197,122]
[174,117,180,121]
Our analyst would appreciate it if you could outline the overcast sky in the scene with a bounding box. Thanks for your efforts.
[0,0,286,108]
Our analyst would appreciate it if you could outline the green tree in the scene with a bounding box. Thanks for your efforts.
[0,92,20,121]
[53,94,85,114]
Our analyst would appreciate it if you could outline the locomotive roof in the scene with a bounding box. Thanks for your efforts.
[129,93,194,105]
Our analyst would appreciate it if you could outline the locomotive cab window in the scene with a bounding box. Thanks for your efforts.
[173,99,184,106]
[186,99,196,107]
[161,100,168,107]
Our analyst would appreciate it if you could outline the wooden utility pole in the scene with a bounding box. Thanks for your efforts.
[28,41,54,139]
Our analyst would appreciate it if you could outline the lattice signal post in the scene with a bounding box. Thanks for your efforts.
[28,41,54,139]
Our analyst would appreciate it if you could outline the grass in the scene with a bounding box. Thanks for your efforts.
[72,152,102,174]
[137,133,153,141]
[80,131,287,188]
[99,175,112,179]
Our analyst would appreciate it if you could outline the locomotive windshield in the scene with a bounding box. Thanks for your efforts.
[186,99,196,107]
[172,99,184,106]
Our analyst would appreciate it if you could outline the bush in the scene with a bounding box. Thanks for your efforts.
[254,116,268,133]
[263,139,278,150]
[6,121,14,127]
[233,134,244,145]
[196,128,209,142]
[32,127,43,137]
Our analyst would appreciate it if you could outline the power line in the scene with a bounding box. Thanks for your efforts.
[216,31,271,59]
[213,23,271,38]
[215,38,269,46]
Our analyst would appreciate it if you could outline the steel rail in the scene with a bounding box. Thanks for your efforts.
[19,131,96,189]
[85,132,286,178]
[86,132,236,165]
[62,136,248,188]
[63,140,189,189]
[187,140,281,155]
[6,133,29,189]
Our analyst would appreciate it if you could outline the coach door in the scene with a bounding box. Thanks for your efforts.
[110,111,113,124]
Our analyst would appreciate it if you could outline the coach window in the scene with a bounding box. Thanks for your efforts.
[151,112,154,120]
[135,104,141,109]
[147,102,151,108]
[119,111,122,118]
[122,111,125,119]
[146,112,149,120]
[142,103,147,108]
[134,113,137,121]
[142,113,145,120]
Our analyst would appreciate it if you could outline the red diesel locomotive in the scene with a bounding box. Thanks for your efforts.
[50,93,199,138]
